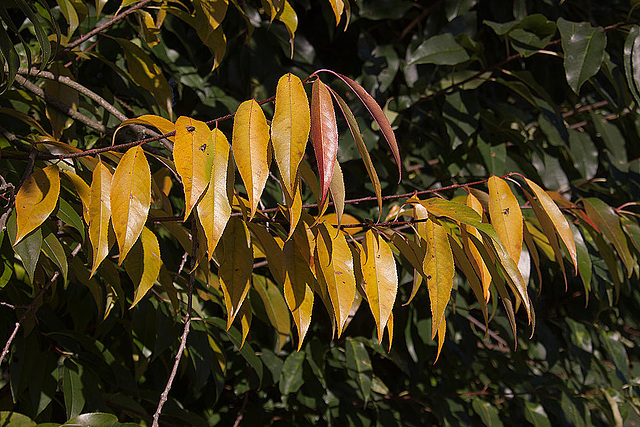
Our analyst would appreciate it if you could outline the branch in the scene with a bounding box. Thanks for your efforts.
[13,74,108,134]
[61,0,155,53]
[152,218,198,427]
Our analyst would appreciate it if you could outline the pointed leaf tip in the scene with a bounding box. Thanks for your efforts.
[15,165,60,245]
[311,79,339,207]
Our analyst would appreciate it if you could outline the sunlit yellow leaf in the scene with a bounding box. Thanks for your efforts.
[15,165,60,245]
[138,9,161,47]
[328,0,345,25]
[385,311,394,352]
[276,0,297,57]
[315,222,356,337]
[272,73,310,194]
[248,222,285,285]
[282,237,315,350]
[197,128,234,259]
[488,175,523,265]
[423,218,454,339]
[174,116,216,220]
[194,0,227,70]
[110,146,151,264]
[291,282,313,351]
[126,227,162,308]
[62,170,90,223]
[114,114,176,145]
[283,179,302,240]
[405,200,428,304]
[219,217,253,329]
[524,178,577,272]
[233,99,270,219]
[449,234,488,325]
[463,192,491,302]
[322,212,363,235]
[88,161,112,276]
[434,317,446,363]
[361,230,397,342]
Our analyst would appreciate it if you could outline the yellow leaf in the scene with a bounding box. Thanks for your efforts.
[195,0,227,30]
[61,170,90,223]
[329,160,345,230]
[434,317,446,363]
[328,0,345,25]
[197,128,234,259]
[315,222,356,337]
[488,175,523,265]
[113,114,176,145]
[127,227,162,308]
[405,199,428,304]
[463,192,491,302]
[232,99,270,219]
[276,0,297,57]
[236,298,252,348]
[283,179,302,240]
[361,230,397,342]
[253,274,291,352]
[219,217,253,329]
[174,116,216,220]
[272,73,310,194]
[449,234,488,325]
[423,218,454,339]
[525,178,577,271]
[385,311,394,352]
[194,1,227,70]
[283,238,315,311]
[88,161,112,276]
[322,212,363,235]
[291,282,313,351]
[15,165,60,245]
[110,146,151,264]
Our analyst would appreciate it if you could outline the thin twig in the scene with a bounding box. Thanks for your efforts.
[61,0,155,53]
[152,218,198,427]
[233,393,250,427]
[13,74,107,134]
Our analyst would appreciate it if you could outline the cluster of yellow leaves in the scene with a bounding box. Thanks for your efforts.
[12,69,591,359]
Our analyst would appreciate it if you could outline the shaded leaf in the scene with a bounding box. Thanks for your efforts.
[557,18,606,94]
[624,26,640,108]
[408,33,470,65]
[7,211,41,284]
[253,274,290,352]
[126,227,162,308]
[41,227,68,283]
[279,351,304,395]
[345,337,373,404]
[219,217,253,328]
[361,230,397,342]
[114,114,176,144]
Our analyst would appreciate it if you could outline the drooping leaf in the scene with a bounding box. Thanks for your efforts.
[248,222,285,285]
[449,235,488,325]
[194,1,227,70]
[41,226,68,283]
[571,222,592,300]
[174,116,216,220]
[197,128,233,259]
[328,0,344,25]
[61,170,90,222]
[253,274,290,352]
[282,178,302,240]
[6,211,41,284]
[88,161,112,277]
[462,192,491,302]
[15,165,60,245]
[310,79,339,207]
[275,0,298,57]
[236,298,252,348]
[330,88,382,214]
[423,218,455,339]
[329,160,345,229]
[583,198,634,278]
[126,227,162,308]
[45,63,78,138]
[232,99,270,219]
[110,146,151,264]
[557,18,606,94]
[279,351,305,395]
[345,337,373,404]
[487,175,523,266]
[524,178,577,271]
[271,73,310,195]
[315,222,356,337]
[360,229,397,342]
[219,217,253,328]
[63,360,85,419]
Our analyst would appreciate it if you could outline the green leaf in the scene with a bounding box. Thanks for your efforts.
[279,351,305,395]
[63,359,85,420]
[624,26,640,107]
[408,33,469,65]
[584,198,634,279]
[345,337,373,404]
[472,399,503,426]
[0,411,36,427]
[524,401,551,427]
[557,17,606,94]
[6,210,41,284]
[41,226,67,283]
[569,129,598,180]
[63,412,130,426]
[252,274,291,352]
